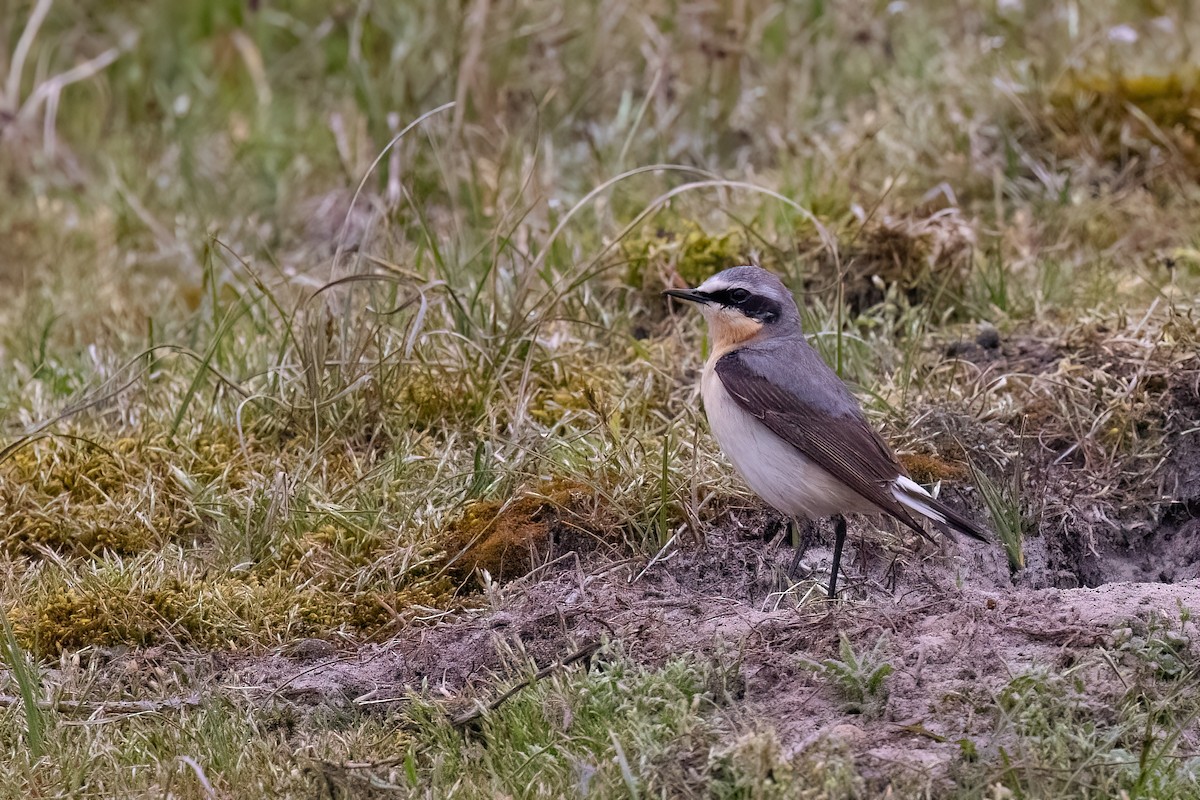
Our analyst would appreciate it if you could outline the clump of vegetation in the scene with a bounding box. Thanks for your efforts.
[7,563,456,656]
[819,209,978,315]
[899,452,970,484]
[957,638,1200,798]
[709,731,864,800]
[442,480,614,583]
[623,220,754,294]
[1047,68,1200,179]
[1110,611,1195,682]
[971,461,1028,574]
[801,633,894,719]
[0,424,263,559]
[0,419,471,657]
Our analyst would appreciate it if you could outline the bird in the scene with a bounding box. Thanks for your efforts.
[664,265,988,598]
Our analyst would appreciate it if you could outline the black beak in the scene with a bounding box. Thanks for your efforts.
[662,288,710,305]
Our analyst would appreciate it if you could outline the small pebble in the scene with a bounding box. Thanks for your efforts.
[288,638,335,661]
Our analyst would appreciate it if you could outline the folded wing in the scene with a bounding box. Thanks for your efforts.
[716,350,946,540]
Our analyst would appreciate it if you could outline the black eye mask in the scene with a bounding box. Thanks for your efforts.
[705,288,781,324]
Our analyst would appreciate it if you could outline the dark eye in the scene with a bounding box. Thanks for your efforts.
[728,288,750,303]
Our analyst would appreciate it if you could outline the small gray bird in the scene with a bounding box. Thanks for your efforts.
[665,265,988,598]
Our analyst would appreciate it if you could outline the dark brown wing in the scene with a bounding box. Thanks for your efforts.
[715,350,928,536]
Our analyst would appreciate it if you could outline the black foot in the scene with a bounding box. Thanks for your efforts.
[827,515,848,599]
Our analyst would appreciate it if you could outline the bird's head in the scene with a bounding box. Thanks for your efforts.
[663,266,801,351]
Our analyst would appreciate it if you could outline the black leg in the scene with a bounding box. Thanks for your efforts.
[827,515,848,599]
[787,519,803,578]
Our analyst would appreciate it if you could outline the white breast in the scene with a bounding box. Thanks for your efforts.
[701,361,878,520]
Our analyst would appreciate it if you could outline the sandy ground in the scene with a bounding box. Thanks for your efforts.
[228,515,1200,785]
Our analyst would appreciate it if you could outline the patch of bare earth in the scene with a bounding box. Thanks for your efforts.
[938,324,1200,588]
[222,513,1197,787]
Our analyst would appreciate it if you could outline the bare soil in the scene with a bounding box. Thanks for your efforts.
[225,512,1200,788]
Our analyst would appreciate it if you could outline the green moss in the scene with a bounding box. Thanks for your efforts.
[0,435,192,558]
[622,221,753,292]
[9,571,460,657]
[395,368,483,433]
[274,522,393,579]
[0,417,471,656]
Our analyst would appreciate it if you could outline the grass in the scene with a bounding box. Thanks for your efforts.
[0,605,43,759]
[3,0,1200,795]
[954,611,1200,798]
[0,643,865,799]
[800,633,894,720]
[971,459,1027,574]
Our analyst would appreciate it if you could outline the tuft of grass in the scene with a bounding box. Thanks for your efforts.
[1110,611,1196,683]
[954,614,1200,798]
[0,605,44,759]
[971,460,1028,574]
[708,731,865,800]
[899,452,970,484]
[801,633,894,720]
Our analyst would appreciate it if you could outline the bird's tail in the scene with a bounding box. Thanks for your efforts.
[891,476,989,542]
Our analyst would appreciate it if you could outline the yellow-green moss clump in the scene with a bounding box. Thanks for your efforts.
[1048,69,1200,175]
[397,368,478,431]
[274,522,396,580]
[0,435,195,557]
[623,221,752,293]
[9,574,457,656]
[0,424,471,656]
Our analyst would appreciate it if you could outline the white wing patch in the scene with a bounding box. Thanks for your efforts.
[890,475,948,525]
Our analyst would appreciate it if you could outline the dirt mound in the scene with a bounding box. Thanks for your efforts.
[228,521,1200,788]
[927,323,1200,591]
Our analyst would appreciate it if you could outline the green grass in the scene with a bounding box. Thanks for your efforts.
[3,0,1200,795]
[971,459,1028,574]
[0,605,44,759]
[954,612,1200,798]
[800,633,894,720]
[0,643,857,799]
